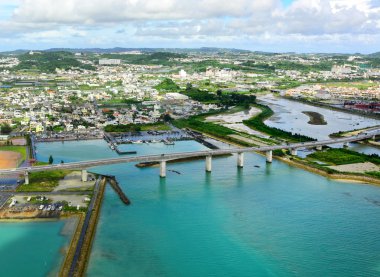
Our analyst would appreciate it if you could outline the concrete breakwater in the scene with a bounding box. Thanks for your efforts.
[107,177,131,205]
[61,175,131,276]
[194,137,219,149]
[114,148,137,155]
[63,177,106,277]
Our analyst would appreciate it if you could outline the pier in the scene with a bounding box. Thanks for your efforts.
[114,147,137,155]
[104,133,138,156]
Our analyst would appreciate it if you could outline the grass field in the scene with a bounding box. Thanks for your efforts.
[323,82,377,90]
[17,169,71,192]
[307,148,380,165]
[140,123,171,131]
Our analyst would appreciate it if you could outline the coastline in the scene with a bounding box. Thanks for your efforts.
[0,217,63,223]
[59,213,86,277]
[278,157,380,187]
[62,177,107,277]
[2,124,380,276]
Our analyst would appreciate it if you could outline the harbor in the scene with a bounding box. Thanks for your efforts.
[1,131,380,276]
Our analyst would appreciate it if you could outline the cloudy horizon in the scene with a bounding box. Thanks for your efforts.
[0,0,380,54]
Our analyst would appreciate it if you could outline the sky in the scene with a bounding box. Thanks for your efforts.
[0,0,380,53]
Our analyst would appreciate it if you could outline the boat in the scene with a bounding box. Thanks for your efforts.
[163,139,175,145]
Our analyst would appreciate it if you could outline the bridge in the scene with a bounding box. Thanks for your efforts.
[0,131,378,184]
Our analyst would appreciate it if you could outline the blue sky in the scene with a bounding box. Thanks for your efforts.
[282,0,294,7]
[0,0,379,53]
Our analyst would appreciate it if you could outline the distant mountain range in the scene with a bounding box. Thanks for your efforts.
[0,47,253,55]
[368,52,380,58]
[1,47,379,56]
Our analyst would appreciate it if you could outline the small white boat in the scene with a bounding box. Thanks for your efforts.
[164,140,175,145]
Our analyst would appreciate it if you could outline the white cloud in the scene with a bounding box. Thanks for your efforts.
[0,0,378,52]
[12,0,280,23]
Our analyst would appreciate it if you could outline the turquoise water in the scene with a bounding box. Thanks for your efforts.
[35,139,200,164]
[0,220,72,277]
[36,140,380,276]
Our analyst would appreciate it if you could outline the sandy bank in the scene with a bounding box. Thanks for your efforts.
[279,157,380,186]
[328,162,379,173]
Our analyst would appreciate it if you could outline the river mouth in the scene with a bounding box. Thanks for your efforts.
[302,111,327,125]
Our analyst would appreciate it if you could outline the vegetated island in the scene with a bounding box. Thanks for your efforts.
[302,111,327,125]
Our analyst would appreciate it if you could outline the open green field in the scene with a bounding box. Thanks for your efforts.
[0,146,27,160]
[174,116,235,138]
[17,169,71,192]
[173,109,276,147]
[323,82,378,90]
[140,123,171,131]
[307,148,380,166]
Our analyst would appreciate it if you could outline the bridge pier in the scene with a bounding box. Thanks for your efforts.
[237,153,244,168]
[205,155,212,172]
[290,149,298,156]
[266,150,273,163]
[24,171,29,185]
[372,135,376,141]
[160,161,166,178]
[81,170,88,182]
[316,145,322,151]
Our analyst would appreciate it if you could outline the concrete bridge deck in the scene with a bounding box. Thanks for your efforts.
[0,131,378,181]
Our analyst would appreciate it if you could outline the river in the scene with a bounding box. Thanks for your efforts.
[31,140,380,276]
[258,94,380,155]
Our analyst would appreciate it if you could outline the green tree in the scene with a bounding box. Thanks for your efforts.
[48,155,54,164]
[0,123,12,134]
[163,113,172,122]
[132,112,137,123]
[216,89,222,97]
[154,78,179,91]
[186,83,193,91]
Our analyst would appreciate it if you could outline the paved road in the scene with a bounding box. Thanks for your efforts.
[0,131,378,176]
[68,177,102,276]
